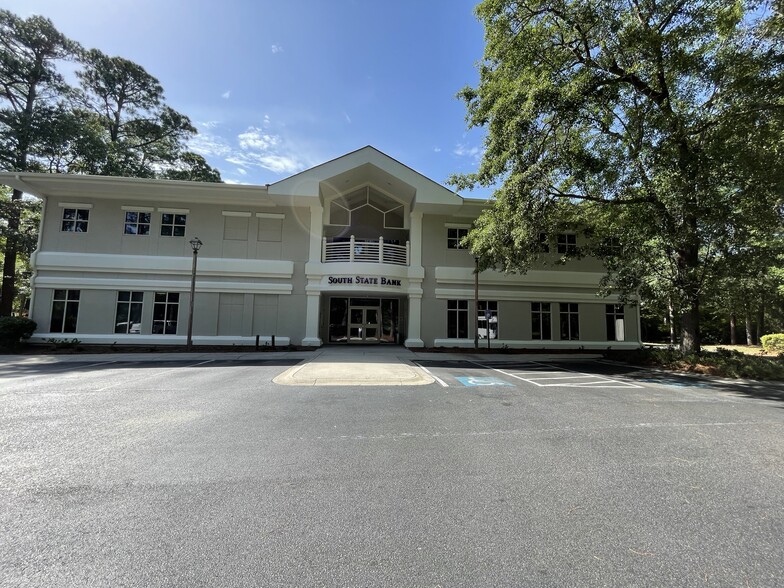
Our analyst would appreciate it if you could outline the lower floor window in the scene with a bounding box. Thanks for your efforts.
[477,300,498,339]
[606,304,625,341]
[115,291,143,334]
[152,292,179,334]
[50,289,80,333]
[531,302,552,340]
[447,299,469,338]
[560,303,579,340]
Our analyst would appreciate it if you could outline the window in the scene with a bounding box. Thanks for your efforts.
[161,213,186,237]
[152,292,179,334]
[603,237,622,257]
[115,291,143,334]
[123,211,151,235]
[61,208,89,232]
[538,233,550,253]
[557,233,577,254]
[50,289,79,332]
[447,299,469,338]
[447,227,468,249]
[606,304,625,341]
[560,303,579,340]
[531,302,552,340]
[477,300,498,339]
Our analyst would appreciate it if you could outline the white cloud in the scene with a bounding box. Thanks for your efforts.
[221,90,231,99]
[453,143,483,161]
[236,168,247,175]
[344,112,352,124]
[271,44,284,54]
[433,147,442,153]
[189,131,233,158]
[237,127,279,151]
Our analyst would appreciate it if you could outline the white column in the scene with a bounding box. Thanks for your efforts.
[302,292,322,347]
[409,210,423,267]
[308,204,323,264]
[405,294,424,348]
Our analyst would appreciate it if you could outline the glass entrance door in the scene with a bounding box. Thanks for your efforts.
[349,306,381,343]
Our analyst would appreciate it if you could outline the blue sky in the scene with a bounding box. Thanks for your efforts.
[4,0,491,197]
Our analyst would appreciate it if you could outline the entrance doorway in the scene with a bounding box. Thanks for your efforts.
[328,297,400,344]
[349,305,380,342]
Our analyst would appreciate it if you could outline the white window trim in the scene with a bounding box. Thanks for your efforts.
[158,208,190,214]
[58,202,93,209]
[444,223,471,229]
[121,205,154,212]
[223,211,252,217]
[256,212,285,219]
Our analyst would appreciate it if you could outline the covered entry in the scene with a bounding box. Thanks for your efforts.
[327,297,401,344]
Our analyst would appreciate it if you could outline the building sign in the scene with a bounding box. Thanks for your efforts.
[327,275,402,287]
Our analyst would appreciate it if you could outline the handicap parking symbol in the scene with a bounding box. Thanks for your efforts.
[456,376,513,387]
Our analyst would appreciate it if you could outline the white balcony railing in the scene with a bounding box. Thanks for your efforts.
[322,236,409,266]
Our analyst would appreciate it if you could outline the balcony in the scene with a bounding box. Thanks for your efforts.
[322,236,409,266]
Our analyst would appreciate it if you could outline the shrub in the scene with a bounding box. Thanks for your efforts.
[0,316,37,349]
[761,333,784,354]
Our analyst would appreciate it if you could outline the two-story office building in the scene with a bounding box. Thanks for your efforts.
[0,146,640,349]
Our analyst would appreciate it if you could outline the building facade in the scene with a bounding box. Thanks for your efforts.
[1,147,640,349]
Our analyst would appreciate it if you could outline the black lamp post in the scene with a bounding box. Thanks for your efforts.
[474,256,479,350]
[186,237,203,350]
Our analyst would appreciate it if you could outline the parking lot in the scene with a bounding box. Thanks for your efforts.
[1,352,783,587]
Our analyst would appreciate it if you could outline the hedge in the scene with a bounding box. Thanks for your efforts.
[0,316,36,349]
[760,333,784,354]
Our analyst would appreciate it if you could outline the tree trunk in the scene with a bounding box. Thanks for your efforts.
[756,302,765,342]
[680,301,700,354]
[745,313,754,346]
[0,188,22,316]
[668,301,676,345]
[729,314,737,345]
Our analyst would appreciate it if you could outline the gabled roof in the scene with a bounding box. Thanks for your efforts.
[268,145,465,208]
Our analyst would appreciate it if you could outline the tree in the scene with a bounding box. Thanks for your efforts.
[453,0,784,353]
[0,10,79,316]
[75,49,219,180]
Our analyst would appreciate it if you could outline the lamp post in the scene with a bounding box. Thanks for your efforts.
[474,256,479,350]
[186,237,203,350]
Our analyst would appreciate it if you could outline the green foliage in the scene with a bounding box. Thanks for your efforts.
[0,315,35,348]
[0,9,221,314]
[610,346,784,380]
[761,334,784,354]
[454,1,784,354]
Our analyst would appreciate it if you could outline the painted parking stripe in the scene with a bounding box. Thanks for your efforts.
[478,362,642,389]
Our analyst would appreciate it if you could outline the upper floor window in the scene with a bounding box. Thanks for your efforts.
[61,208,90,232]
[161,213,187,237]
[557,233,577,254]
[327,186,405,229]
[447,227,468,249]
[123,211,151,235]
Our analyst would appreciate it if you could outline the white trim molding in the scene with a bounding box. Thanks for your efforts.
[222,210,252,217]
[121,205,154,212]
[157,207,190,214]
[58,202,93,208]
[256,212,286,219]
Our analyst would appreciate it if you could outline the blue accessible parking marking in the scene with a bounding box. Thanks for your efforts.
[456,376,513,387]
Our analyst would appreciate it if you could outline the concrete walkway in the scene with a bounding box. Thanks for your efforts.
[0,346,603,386]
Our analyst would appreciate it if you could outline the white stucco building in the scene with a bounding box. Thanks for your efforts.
[0,146,640,349]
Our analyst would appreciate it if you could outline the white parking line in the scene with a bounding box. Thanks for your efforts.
[415,363,449,387]
[96,359,215,391]
[475,361,642,389]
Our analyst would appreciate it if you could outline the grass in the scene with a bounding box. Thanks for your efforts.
[608,346,784,380]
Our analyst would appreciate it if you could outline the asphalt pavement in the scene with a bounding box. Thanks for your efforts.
[1,348,782,587]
